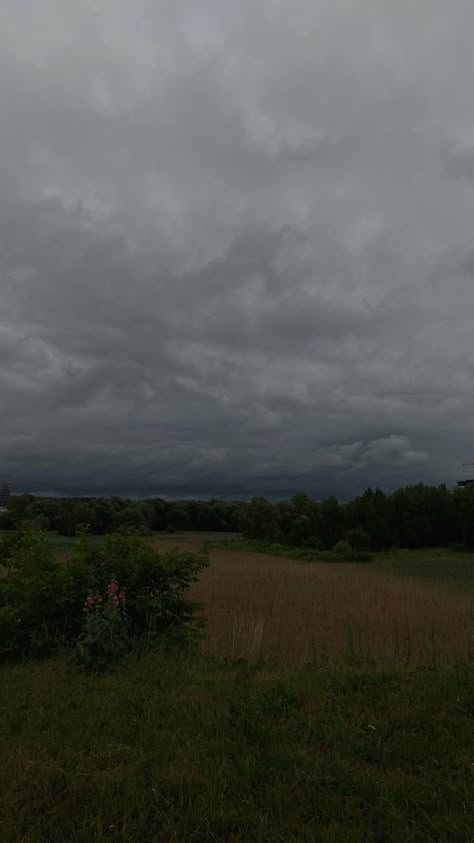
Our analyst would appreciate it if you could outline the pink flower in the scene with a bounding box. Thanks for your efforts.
[86,596,95,605]
[106,581,119,595]
[118,592,125,602]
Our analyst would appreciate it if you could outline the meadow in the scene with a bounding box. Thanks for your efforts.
[45,531,474,664]
[191,547,474,664]
[148,534,473,663]
[1,530,474,841]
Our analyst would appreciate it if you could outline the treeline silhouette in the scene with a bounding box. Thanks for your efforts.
[1,495,242,536]
[2,483,474,551]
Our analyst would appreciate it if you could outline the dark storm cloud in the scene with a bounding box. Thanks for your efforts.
[1,0,474,499]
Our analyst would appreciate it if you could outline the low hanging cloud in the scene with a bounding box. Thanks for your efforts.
[2,0,474,499]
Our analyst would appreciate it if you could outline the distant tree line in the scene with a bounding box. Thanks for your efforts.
[241,486,474,552]
[0,495,244,537]
[2,483,474,551]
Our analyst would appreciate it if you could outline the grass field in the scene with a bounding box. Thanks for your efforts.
[2,531,474,841]
[376,547,474,591]
[13,531,474,664]
[191,548,474,664]
[1,652,474,843]
[151,534,474,664]
[203,537,474,592]
[44,532,474,591]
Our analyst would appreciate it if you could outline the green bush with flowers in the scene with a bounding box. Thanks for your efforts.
[0,527,208,668]
[75,581,131,671]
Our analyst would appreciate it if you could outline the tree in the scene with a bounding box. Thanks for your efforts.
[55,502,84,537]
[168,505,192,532]
[316,497,344,549]
[241,497,280,542]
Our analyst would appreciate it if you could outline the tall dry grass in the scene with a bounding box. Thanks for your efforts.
[191,550,474,664]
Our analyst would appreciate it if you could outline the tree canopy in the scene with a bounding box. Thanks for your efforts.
[2,483,474,552]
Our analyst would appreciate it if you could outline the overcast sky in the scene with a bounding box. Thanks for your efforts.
[2,0,474,499]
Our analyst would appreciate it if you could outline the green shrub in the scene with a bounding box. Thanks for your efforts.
[351,551,373,562]
[345,527,370,552]
[332,540,354,560]
[72,534,208,642]
[0,530,28,572]
[74,582,131,671]
[305,535,323,550]
[0,530,208,664]
[116,524,149,536]
[0,528,82,660]
[321,541,373,563]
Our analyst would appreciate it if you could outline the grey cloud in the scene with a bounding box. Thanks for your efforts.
[2,0,474,498]
[443,141,474,182]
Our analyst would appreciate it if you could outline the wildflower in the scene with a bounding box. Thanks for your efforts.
[86,596,95,605]
[106,581,119,595]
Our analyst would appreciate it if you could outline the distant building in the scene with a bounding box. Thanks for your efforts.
[457,479,474,489]
[0,482,11,507]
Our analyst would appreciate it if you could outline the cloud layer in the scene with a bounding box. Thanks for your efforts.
[2,0,474,498]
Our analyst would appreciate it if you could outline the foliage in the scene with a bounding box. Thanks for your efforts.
[376,547,474,591]
[1,653,473,842]
[206,537,373,563]
[3,494,245,537]
[241,484,474,553]
[74,582,131,671]
[0,529,208,663]
[4,482,474,553]
[332,539,353,559]
[345,527,370,552]
[241,496,280,542]
[0,528,84,660]
[72,534,208,642]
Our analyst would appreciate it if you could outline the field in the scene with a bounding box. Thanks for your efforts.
[142,533,474,664]
[16,532,474,664]
[2,652,474,843]
[376,546,474,591]
[190,549,474,664]
[1,532,474,841]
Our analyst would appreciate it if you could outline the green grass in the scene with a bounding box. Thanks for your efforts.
[205,537,323,561]
[203,538,371,563]
[1,532,473,839]
[45,534,86,553]
[1,652,474,842]
[376,548,474,592]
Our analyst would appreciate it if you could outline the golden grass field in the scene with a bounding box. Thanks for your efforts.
[151,534,474,664]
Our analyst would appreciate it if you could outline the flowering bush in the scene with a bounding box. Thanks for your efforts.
[75,581,130,671]
[73,534,208,643]
[0,530,208,664]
